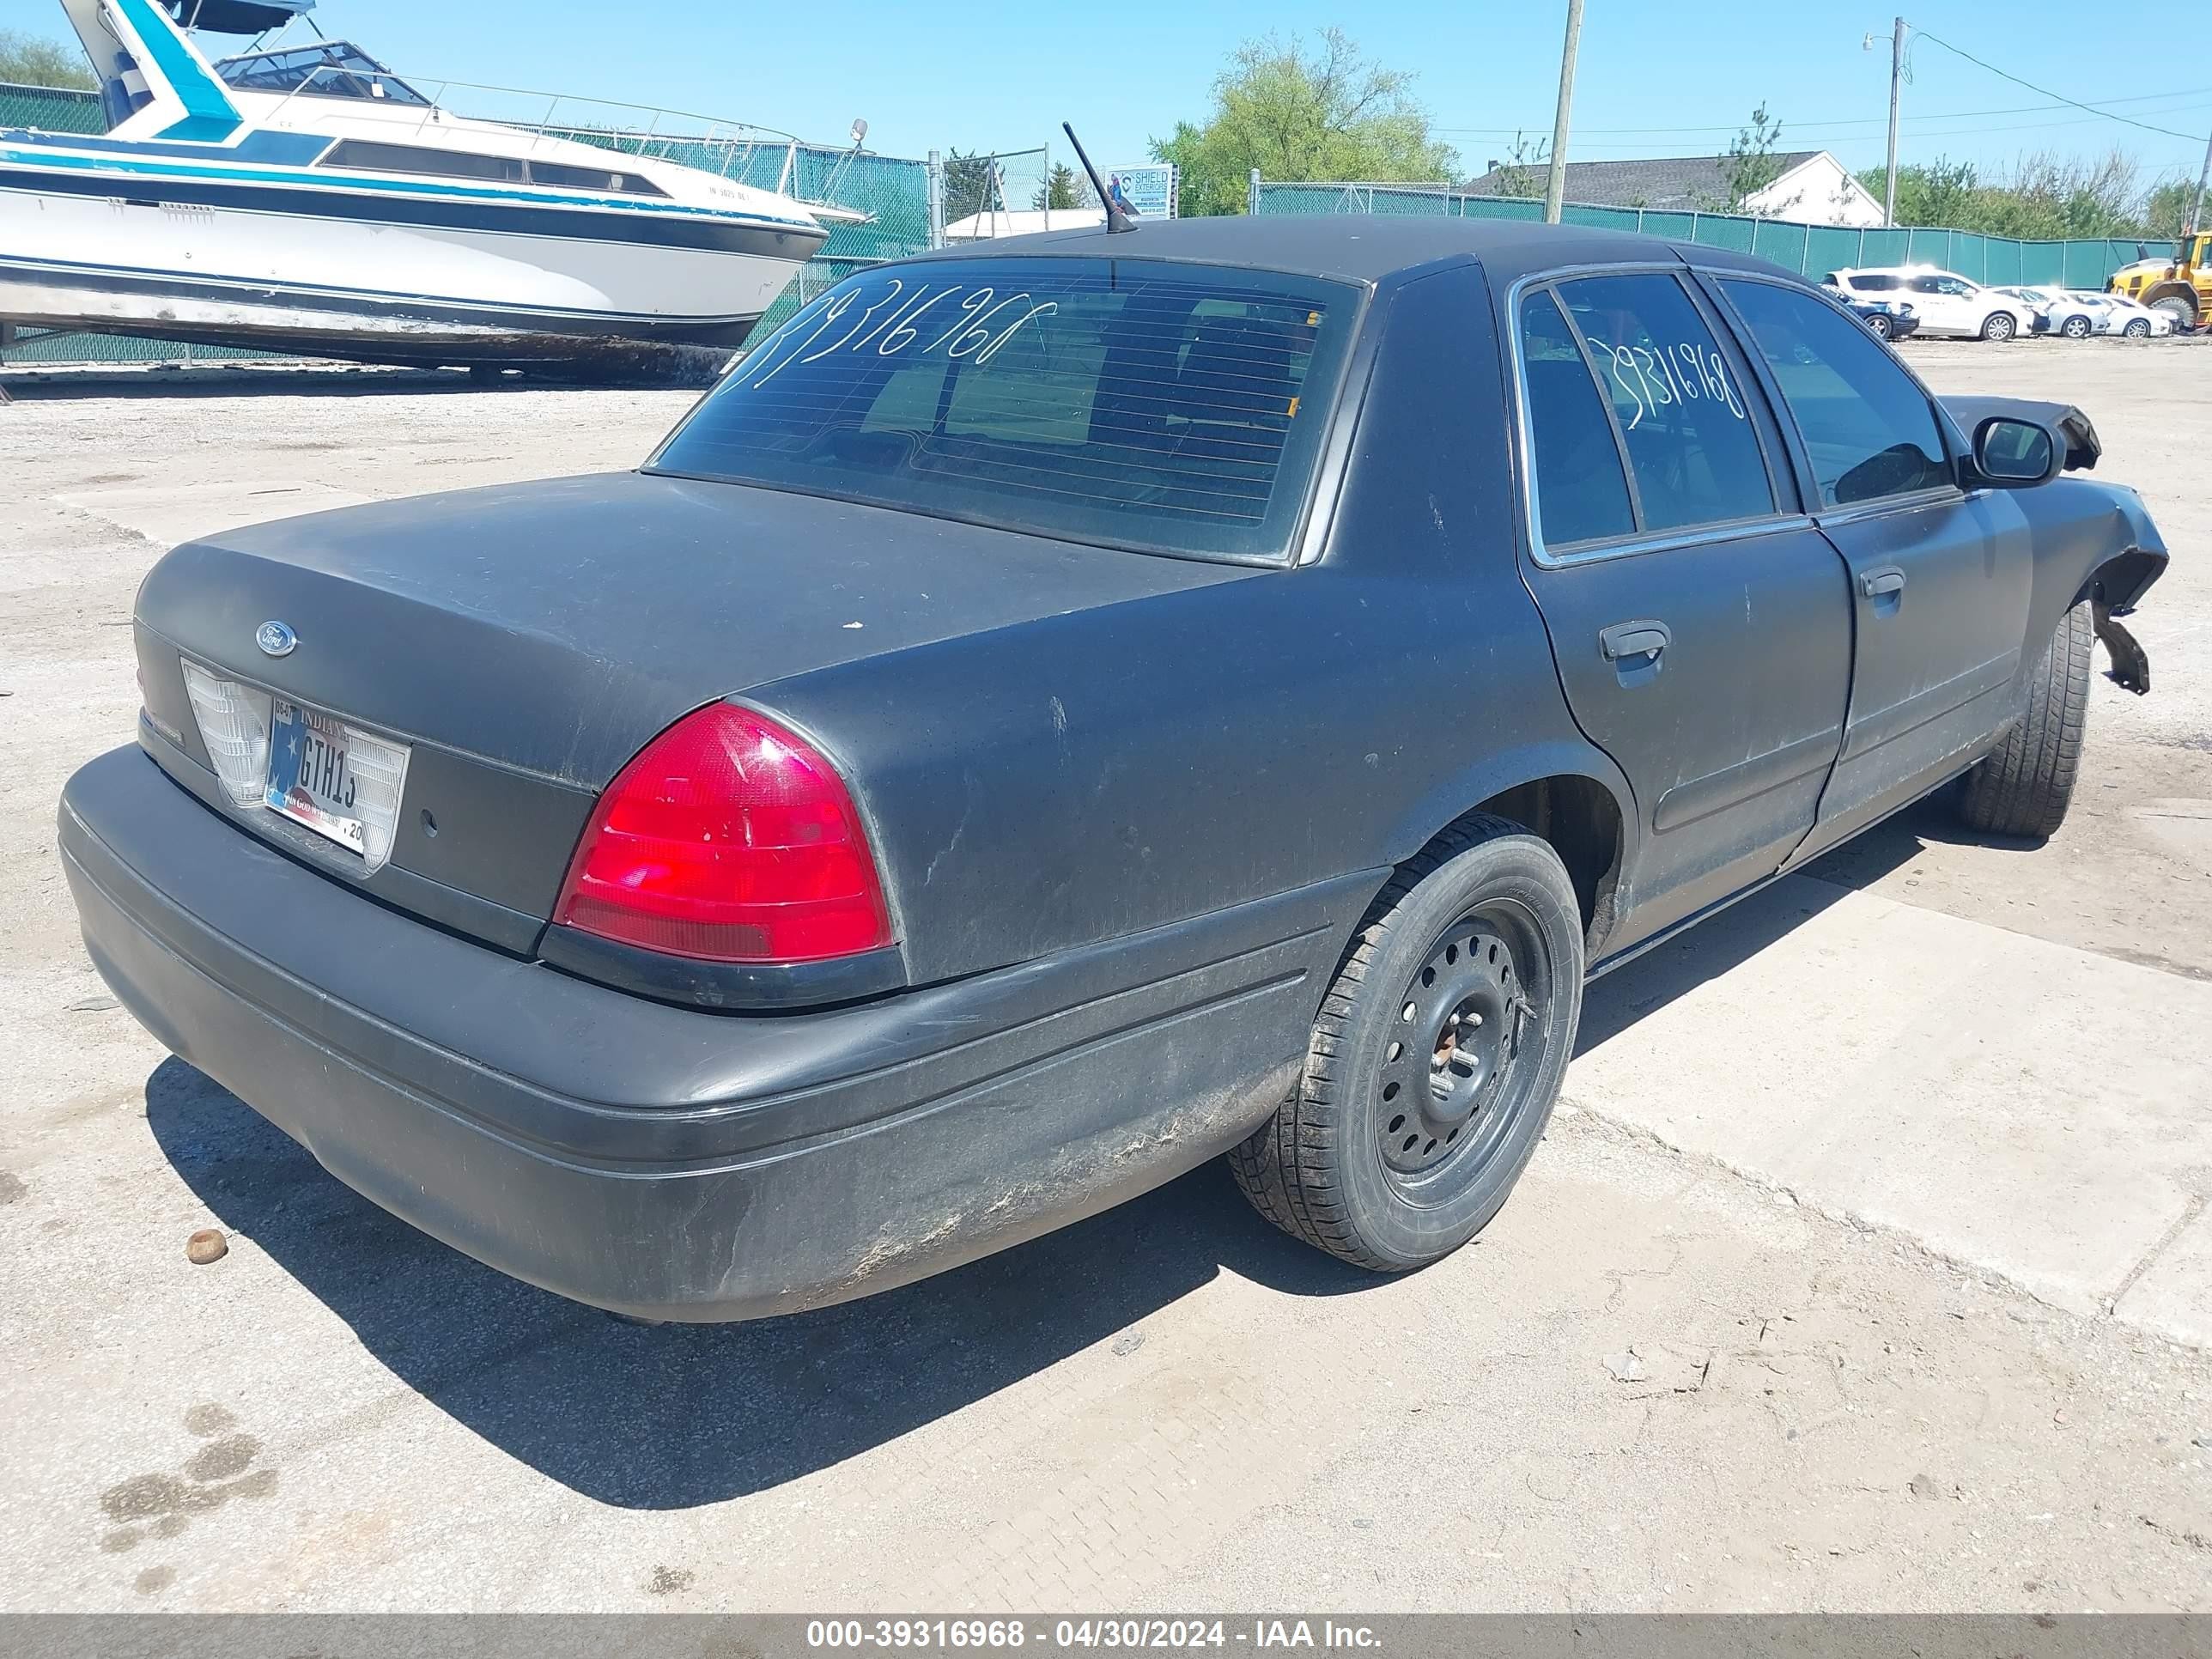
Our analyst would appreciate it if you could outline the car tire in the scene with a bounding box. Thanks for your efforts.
[1957,601,2092,840]
[1979,311,2017,342]
[2061,314,2092,339]
[1866,313,1893,340]
[2124,318,2151,338]
[1229,815,1585,1273]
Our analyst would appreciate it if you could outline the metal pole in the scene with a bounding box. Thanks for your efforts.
[1249,167,1261,216]
[1542,0,1585,226]
[1042,138,1050,231]
[2185,125,2212,239]
[927,149,945,249]
[1883,16,1905,228]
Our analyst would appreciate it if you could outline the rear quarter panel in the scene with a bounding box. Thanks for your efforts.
[750,261,1628,988]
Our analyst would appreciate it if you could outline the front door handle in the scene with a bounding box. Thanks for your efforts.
[1598,619,1672,662]
[1859,566,1907,599]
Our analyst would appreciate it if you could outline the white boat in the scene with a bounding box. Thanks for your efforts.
[0,0,834,371]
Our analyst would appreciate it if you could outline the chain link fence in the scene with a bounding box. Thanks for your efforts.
[1251,179,2162,290]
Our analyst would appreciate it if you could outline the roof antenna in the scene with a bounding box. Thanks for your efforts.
[1062,122,1134,233]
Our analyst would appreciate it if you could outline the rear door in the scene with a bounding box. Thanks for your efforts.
[1512,269,1853,951]
[1902,274,1967,335]
[1714,275,2033,853]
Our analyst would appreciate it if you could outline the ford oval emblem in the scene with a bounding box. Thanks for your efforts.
[255,620,296,659]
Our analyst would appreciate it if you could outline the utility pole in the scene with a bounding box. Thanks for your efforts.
[1542,0,1585,225]
[2187,125,2211,240]
[1883,16,1905,228]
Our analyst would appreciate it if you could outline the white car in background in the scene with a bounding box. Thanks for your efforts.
[2072,290,2174,337]
[1825,267,2038,340]
[1988,285,2087,337]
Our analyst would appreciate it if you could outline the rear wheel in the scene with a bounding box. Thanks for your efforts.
[1979,311,2018,342]
[1230,817,1584,1272]
[1957,602,2092,840]
[2061,313,2093,340]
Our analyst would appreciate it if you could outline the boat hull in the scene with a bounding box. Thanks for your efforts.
[0,167,822,369]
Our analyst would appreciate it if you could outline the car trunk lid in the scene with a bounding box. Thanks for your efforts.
[135,469,1255,950]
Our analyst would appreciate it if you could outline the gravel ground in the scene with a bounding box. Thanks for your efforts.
[1,339,2208,1613]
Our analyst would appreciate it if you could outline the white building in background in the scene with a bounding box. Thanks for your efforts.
[1462,149,1887,228]
[943,206,1108,241]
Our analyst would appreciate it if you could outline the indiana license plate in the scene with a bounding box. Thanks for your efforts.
[264,700,407,864]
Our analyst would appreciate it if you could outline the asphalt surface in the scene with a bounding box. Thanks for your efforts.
[2,339,2209,1612]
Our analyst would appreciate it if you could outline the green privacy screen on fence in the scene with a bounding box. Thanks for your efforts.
[1251,180,2158,290]
[0,81,930,364]
[0,80,100,132]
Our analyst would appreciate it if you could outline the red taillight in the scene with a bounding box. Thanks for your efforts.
[553,704,894,964]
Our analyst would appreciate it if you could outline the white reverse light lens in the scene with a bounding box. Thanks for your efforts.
[344,730,410,875]
[179,659,273,810]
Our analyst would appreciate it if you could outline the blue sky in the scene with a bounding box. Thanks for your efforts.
[8,0,2209,185]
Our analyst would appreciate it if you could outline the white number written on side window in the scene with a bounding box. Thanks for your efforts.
[729,278,1061,390]
[1584,337,1747,430]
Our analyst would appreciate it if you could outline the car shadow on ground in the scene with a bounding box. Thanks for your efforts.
[1571,811,1934,1053]
[142,799,1948,1511]
[1797,789,2049,890]
[145,1057,1374,1511]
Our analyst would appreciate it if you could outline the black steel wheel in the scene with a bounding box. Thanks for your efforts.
[1377,915,1540,1182]
[1231,815,1585,1272]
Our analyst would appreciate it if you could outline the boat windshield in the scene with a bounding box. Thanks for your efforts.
[212,42,431,106]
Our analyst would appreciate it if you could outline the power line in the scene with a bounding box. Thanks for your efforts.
[1908,30,2208,143]
[1435,84,2212,138]
[1542,105,2212,155]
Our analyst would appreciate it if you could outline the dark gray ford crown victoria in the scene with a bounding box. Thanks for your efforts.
[60,217,2168,1320]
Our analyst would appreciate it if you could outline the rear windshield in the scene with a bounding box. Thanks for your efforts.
[649,257,1361,561]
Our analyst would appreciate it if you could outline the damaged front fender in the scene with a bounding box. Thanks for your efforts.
[2069,485,2168,695]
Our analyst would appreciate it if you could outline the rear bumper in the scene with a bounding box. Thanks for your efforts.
[61,745,1349,1321]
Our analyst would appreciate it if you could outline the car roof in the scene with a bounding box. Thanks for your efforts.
[898,213,1800,289]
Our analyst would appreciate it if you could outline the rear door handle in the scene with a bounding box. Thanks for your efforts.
[1859,566,1907,599]
[1598,619,1672,661]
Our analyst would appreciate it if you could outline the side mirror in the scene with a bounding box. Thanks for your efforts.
[1972,416,2059,488]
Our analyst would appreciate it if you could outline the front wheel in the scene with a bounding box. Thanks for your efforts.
[2061,313,2093,339]
[1957,602,2092,840]
[1865,312,1893,341]
[1230,817,1585,1272]
[1980,312,2018,342]
[2124,318,2152,338]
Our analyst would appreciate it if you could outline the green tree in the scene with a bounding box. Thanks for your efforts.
[1031,161,1082,212]
[1857,151,2175,239]
[1480,131,1550,199]
[1721,104,1789,214]
[0,28,94,89]
[942,149,999,225]
[1148,28,1458,216]
[1859,157,1979,229]
[2142,177,2201,240]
